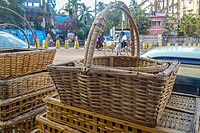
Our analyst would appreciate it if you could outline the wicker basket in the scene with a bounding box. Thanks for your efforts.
[0,86,55,121]
[0,72,54,99]
[44,93,200,133]
[47,2,180,127]
[0,48,56,80]
[0,106,45,133]
[37,113,81,133]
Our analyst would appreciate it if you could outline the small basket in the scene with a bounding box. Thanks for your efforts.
[0,72,54,99]
[0,86,55,121]
[36,113,81,133]
[0,48,56,80]
[48,2,180,127]
[0,106,45,133]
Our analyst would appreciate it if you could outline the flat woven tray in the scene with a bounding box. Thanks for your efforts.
[158,92,200,132]
[0,48,56,80]
[0,86,55,121]
[36,113,81,133]
[43,92,200,133]
[0,72,54,99]
[0,106,45,133]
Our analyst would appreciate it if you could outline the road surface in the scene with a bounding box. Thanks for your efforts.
[53,47,148,64]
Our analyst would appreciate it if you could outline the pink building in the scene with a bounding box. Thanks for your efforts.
[148,13,166,35]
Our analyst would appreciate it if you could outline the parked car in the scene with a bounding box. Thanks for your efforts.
[141,46,200,95]
[0,31,31,48]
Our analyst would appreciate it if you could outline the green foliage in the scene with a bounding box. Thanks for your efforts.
[130,6,151,35]
[96,2,107,13]
[179,14,200,37]
[74,29,85,40]
[0,0,24,28]
[103,9,122,35]
[65,0,80,19]
[163,14,179,36]
[45,24,56,39]
[78,3,93,27]
[129,0,137,8]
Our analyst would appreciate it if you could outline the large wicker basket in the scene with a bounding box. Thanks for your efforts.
[48,1,180,127]
[0,48,56,80]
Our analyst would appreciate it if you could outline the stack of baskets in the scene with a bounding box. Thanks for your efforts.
[0,48,56,132]
[47,1,180,128]
[37,92,200,133]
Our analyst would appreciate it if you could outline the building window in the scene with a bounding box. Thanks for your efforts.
[158,21,161,26]
[28,2,32,6]
[33,3,39,7]
[152,21,156,26]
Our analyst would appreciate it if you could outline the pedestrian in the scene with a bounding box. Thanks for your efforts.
[115,34,121,55]
[120,31,127,48]
[33,32,37,39]
[32,32,37,44]
[46,33,54,46]
[75,35,78,41]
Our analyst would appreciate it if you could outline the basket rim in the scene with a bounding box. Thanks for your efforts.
[48,58,180,77]
[0,48,56,55]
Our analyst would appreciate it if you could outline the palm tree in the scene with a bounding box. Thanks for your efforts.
[65,0,81,30]
[78,3,93,27]
[129,0,137,8]
[96,2,107,13]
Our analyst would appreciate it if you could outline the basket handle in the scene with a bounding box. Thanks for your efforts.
[84,1,140,68]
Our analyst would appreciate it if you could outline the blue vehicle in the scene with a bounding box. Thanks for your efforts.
[141,46,200,95]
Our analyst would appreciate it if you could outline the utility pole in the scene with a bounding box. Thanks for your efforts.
[199,0,200,15]
[95,0,97,18]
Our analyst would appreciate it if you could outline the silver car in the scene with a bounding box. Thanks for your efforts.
[0,31,30,48]
[141,46,200,95]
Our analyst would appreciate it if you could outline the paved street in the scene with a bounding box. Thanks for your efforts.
[53,47,148,64]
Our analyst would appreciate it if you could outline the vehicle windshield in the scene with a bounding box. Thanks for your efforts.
[0,31,28,48]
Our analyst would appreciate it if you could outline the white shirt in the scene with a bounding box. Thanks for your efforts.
[122,35,127,41]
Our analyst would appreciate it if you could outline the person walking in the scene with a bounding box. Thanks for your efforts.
[46,33,54,47]
[115,34,121,55]
[120,31,127,48]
